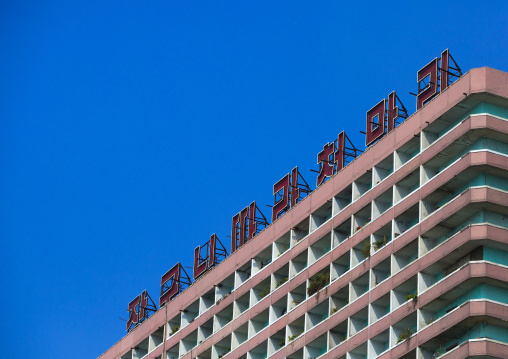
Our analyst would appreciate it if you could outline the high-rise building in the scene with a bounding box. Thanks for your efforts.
[98,66,508,359]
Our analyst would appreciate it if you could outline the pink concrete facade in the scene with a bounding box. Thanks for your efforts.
[99,67,508,359]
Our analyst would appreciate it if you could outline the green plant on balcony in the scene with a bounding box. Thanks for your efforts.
[279,337,285,347]
[170,325,179,335]
[425,315,436,325]
[406,292,418,308]
[373,240,384,250]
[258,284,271,298]
[288,330,303,343]
[373,235,387,250]
[307,272,330,296]
[276,277,288,288]
[396,327,415,343]
[330,306,338,315]
[361,241,371,258]
[432,345,445,358]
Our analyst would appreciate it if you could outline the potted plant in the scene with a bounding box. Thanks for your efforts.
[361,241,371,258]
[259,284,270,298]
[406,292,418,308]
[396,327,415,343]
[373,235,387,250]
[170,325,179,335]
[276,277,288,288]
[307,272,330,296]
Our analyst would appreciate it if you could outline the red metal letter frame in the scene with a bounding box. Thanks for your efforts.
[365,99,386,146]
[159,263,181,306]
[272,173,290,222]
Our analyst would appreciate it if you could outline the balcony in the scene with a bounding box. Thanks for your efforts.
[180,328,198,356]
[353,171,372,201]
[289,249,307,279]
[305,300,328,331]
[328,319,348,350]
[132,338,148,359]
[303,333,327,358]
[392,238,418,274]
[198,318,213,343]
[167,313,181,339]
[181,300,199,328]
[271,263,289,291]
[213,303,233,332]
[272,230,290,258]
[371,257,390,288]
[332,184,352,215]
[372,154,394,186]
[350,272,369,302]
[369,293,390,324]
[372,223,391,253]
[349,306,369,336]
[394,136,420,170]
[166,343,179,359]
[353,203,372,233]
[212,334,231,359]
[215,274,234,304]
[268,295,287,324]
[390,275,418,311]
[251,277,271,305]
[233,292,250,319]
[372,187,393,220]
[417,315,508,359]
[349,342,368,359]
[148,327,164,353]
[329,285,349,316]
[351,238,371,267]
[235,262,251,289]
[369,329,389,358]
[393,168,420,204]
[248,308,269,338]
[232,323,248,350]
[268,329,286,356]
[390,312,417,348]
[310,200,333,232]
[288,282,306,310]
[308,234,331,265]
[392,204,419,239]
[251,247,272,276]
[330,251,350,282]
[290,217,309,247]
[248,340,268,359]
[199,289,215,315]
[286,315,305,343]
[332,217,351,248]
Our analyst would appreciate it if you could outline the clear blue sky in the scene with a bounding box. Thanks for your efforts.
[1,1,506,358]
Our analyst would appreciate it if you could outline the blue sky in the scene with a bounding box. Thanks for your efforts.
[1,1,507,358]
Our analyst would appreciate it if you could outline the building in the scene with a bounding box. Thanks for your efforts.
[99,66,508,359]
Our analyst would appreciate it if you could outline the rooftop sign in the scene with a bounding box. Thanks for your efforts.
[125,49,462,332]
